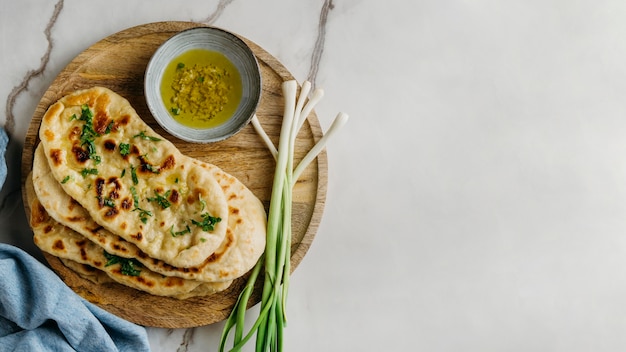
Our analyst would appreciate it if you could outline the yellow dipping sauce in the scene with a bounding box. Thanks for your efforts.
[160,49,242,129]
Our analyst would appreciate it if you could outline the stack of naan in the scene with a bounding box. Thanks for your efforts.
[25,87,266,299]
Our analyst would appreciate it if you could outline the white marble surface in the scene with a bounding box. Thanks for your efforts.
[4,0,626,351]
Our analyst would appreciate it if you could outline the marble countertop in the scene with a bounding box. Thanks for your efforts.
[3,0,626,351]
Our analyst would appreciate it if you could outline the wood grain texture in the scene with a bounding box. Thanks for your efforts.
[21,21,327,328]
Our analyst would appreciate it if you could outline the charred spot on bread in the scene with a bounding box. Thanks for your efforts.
[80,248,88,261]
[44,129,55,142]
[118,114,131,126]
[31,202,49,226]
[121,198,132,210]
[104,207,119,218]
[53,239,65,251]
[164,277,185,287]
[69,126,81,141]
[108,177,122,190]
[169,189,180,204]
[49,149,63,166]
[95,178,105,205]
[160,155,176,171]
[93,93,111,134]
[103,139,117,151]
[72,145,90,163]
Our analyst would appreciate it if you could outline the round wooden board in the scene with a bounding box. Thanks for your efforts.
[20,21,327,328]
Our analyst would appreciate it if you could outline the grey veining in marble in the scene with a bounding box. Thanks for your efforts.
[1,1,335,351]
[10,1,626,351]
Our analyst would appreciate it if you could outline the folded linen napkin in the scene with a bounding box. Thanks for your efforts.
[0,127,7,189]
[0,243,151,351]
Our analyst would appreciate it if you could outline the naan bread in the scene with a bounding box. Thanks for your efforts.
[32,144,266,282]
[38,87,231,268]
[59,259,229,300]
[26,175,231,299]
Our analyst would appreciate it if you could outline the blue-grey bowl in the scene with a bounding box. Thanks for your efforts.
[144,26,261,143]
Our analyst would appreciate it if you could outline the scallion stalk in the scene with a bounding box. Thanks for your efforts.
[219,80,348,352]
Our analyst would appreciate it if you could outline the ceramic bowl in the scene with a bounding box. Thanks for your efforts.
[144,27,261,143]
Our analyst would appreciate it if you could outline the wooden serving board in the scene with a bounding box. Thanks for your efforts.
[20,21,327,328]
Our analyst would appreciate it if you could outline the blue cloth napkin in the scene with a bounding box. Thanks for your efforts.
[0,243,151,352]
[0,127,7,190]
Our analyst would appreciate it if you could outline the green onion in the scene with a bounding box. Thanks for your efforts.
[219,80,348,352]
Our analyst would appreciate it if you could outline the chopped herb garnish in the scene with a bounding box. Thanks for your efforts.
[70,114,77,121]
[103,251,142,276]
[170,224,191,237]
[130,165,138,185]
[121,168,126,178]
[77,104,101,165]
[144,163,160,174]
[171,107,181,116]
[147,190,171,209]
[81,104,93,119]
[104,121,114,134]
[119,143,130,156]
[200,238,207,242]
[198,195,206,212]
[98,196,115,208]
[138,155,160,174]
[130,186,139,206]
[133,131,161,142]
[61,175,71,184]
[133,208,153,224]
[80,168,98,178]
[130,186,152,223]
[177,62,185,69]
[130,186,139,208]
[192,213,221,232]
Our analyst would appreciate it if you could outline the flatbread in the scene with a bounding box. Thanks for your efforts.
[38,87,230,268]
[32,144,266,282]
[26,174,231,299]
